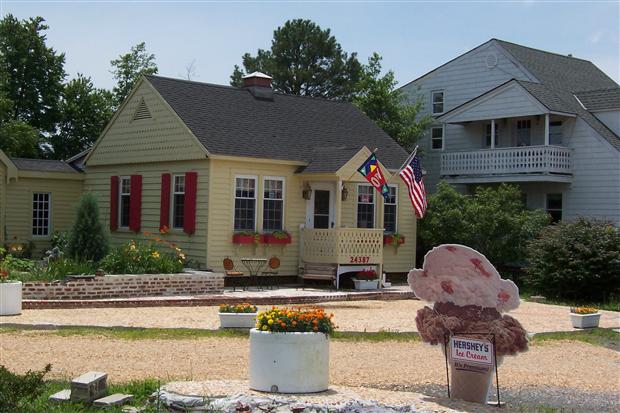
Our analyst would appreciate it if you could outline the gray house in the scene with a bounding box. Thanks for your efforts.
[402,39,620,224]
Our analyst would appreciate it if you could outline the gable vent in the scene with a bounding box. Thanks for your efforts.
[133,98,152,121]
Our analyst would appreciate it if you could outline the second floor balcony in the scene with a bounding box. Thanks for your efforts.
[440,145,572,183]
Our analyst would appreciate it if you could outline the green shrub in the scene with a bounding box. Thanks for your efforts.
[0,248,38,274]
[51,231,69,253]
[100,240,185,274]
[0,364,51,412]
[419,182,551,266]
[66,192,109,262]
[524,218,620,302]
[45,257,96,279]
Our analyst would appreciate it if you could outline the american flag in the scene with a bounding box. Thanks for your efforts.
[399,154,427,218]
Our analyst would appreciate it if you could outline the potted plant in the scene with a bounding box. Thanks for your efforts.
[352,269,379,290]
[249,307,335,393]
[218,303,258,329]
[570,307,601,329]
[383,233,405,247]
[264,230,292,245]
[232,231,262,245]
[0,267,22,316]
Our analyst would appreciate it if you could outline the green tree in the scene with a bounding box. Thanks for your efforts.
[51,74,114,159]
[0,15,65,135]
[110,42,158,107]
[0,120,40,157]
[419,182,550,267]
[230,19,362,100]
[66,192,109,262]
[353,53,433,149]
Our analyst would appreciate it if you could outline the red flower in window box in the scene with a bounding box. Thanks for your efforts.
[232,232,263,245]
[264,231,292,245]
[383,234,405,246]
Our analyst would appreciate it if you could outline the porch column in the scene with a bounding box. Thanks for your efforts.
[335,178,343,228]
[544,113,550,146]
[490,119,496,149]
[376,193,385,290]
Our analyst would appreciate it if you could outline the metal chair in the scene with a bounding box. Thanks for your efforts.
[223,257,245,291]
[261,256,281,289]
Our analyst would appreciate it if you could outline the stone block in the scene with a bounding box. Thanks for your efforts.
[49,389,71,403]
[93,393,134,407]
[70,371,107,403]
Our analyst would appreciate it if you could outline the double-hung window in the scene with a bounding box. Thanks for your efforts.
[431,126,444,150]
[119,177,131,228]
[172,175,185,229]
[357,185,375,229]
[234,176,257,231]
[384,186,397,233]
[485,124,499,147]
[546,193,563,223]
[516,119,532,146]
[431,91,444,114]
[263,178,284,231]
[32,193,50,236]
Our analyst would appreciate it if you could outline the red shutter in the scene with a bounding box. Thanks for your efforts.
[129,174,142,232]
[110,176,119,231]
[183,172,197,235]
[160,173,171,231]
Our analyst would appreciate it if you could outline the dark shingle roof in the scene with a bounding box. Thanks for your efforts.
[574,88,620,111]
[297,146,365,174]
[10,158,80,173]
[495,39,620,151]
[515,81,573,114]
[145,75,409,170]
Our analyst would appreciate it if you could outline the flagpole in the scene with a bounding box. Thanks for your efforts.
[396,145,419,173]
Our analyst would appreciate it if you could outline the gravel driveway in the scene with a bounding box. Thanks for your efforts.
[0,331,618,412]
[2,300,618,333]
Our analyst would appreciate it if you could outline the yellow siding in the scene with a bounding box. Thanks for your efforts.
[4,176,84,254]
[86,80,207,166]
[207,159,305,275]
[206,159,416,275]
[83,160,210,266]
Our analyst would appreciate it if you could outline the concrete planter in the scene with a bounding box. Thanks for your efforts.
[352,278,379,290]
[249,329,329,393]
[571,312,601,329]
[218,312,257,329]
[0,281,22,316]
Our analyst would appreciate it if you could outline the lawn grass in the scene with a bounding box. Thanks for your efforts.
[17,379,162,412]
[520,290,620,312]
[531,328,619,350]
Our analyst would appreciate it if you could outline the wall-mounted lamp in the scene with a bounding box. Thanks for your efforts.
[302,183,312,200]
[341,185,348,201]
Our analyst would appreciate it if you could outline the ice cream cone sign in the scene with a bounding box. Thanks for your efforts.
[409,244,528,404]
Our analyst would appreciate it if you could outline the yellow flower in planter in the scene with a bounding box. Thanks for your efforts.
[152,251,160,259]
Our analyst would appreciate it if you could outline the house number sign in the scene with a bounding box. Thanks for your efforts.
[349,256,370,264]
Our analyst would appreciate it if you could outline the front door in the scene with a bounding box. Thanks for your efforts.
[306,182,335,229]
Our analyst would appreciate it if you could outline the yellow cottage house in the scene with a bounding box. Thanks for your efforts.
[0,72,417,285]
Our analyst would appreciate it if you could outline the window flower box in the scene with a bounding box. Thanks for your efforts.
[263,231,292,245]
[232,232,262,245]
[0,279,22,316]
[383,234,405,246]
[570,307,601,329]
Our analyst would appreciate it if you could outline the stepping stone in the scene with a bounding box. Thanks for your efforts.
[48,389,71,403]
[70,371,108,403]
[93,393,134,407]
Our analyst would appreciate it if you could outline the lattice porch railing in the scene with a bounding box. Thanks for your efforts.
[301,228,384,265]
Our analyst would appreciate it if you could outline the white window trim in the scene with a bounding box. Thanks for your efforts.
[32,192,51,238]
[262,176,286,232]
[355,183,376,229]
[430,125,445,151]
[384,185,398,234]
[119,176,131,229]
[484,123,499,148]
[233,174,258,231]
[431,90,445,115]
[171,174,185,230]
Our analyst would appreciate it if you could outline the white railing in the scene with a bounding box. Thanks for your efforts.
[301,228,384,265]
[441,145,572,176]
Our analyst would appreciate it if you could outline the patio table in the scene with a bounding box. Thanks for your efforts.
[241,258,267,290]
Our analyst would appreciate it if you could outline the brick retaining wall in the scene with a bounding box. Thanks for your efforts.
[22,272,225,300]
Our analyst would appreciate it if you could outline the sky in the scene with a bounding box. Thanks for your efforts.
[1,0,619,91]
